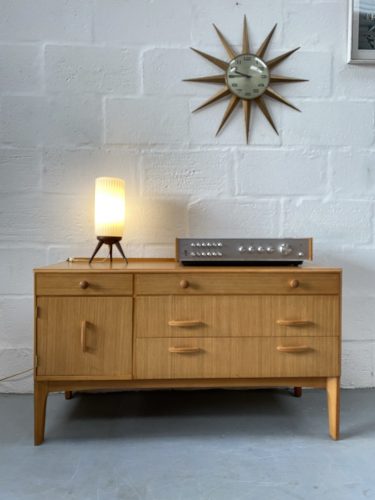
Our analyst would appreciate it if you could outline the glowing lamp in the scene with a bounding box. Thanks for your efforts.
[89,177,128,264]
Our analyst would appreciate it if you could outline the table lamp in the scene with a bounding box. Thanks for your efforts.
[89,177,128,264]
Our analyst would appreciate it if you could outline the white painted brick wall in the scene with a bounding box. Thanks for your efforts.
[1,0,375,391]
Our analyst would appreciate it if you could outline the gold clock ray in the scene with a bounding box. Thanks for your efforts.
[184,16,307,143]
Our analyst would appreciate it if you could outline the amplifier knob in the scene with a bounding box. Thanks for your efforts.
[279,243,292,255]
[238,246,246,253]
[248,246,255,253]
[190,243,195,247]
[257,246,265,253]
[206,252,211,256]
[212,252,217,256]
[217,251,223,257]
[190,252,196,257]
[266,247,275,253]
[298,251,304,257]
[201,242,206,247]
[201,252,206,256]
[217,242,223,247]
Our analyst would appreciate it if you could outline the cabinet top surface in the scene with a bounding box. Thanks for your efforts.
[34,259,342,274]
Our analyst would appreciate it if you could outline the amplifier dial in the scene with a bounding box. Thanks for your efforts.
[238,246,246,253]
[279,243,293,255]
[257,246,265,253]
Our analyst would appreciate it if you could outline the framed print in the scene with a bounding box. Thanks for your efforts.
[348,0,375,63]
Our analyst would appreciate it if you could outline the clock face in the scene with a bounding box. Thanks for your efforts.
[226,54,270,100]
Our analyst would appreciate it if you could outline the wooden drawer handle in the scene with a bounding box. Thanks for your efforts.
[79,280,89,289]
[276,320,312,327]
[179,279,189,289]
[168,346,201,354]
[80,320,87,352]
[277,345,311,353]
[289,279,300,289]
[168,320,203,327]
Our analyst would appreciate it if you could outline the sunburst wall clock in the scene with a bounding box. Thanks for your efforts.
[184,16,307,143]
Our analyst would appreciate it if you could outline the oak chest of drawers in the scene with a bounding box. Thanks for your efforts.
[33,259,341,444]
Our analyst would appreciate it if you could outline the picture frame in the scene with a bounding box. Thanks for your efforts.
[348,0,375,63]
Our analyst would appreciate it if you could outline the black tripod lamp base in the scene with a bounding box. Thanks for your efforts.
[89,236,128,264]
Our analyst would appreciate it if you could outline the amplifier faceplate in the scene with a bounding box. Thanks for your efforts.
[176,238,313,265]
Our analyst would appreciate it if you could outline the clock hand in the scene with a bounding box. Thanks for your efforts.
[234,70,252,78]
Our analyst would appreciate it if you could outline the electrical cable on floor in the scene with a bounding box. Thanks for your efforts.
[0,368,33,382]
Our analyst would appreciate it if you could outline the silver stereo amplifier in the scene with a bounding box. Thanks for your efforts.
[176,238,313,266]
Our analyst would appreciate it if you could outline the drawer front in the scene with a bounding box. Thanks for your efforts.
[136,295,340,338]
[135,337,340,379]
[135,273,340,295]
[36,273,133,296]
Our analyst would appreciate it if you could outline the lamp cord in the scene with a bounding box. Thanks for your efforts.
[67,250,111,263]
[0,368,33,383]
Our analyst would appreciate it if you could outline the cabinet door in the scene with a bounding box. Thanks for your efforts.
[37,297,132,377]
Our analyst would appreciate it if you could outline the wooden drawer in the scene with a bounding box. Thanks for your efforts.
[135,337,340,379]
[135,295,340,338]
[135,272,340,295]
[36,273,133,296]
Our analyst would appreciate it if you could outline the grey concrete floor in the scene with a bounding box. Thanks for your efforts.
[0,389,374,500]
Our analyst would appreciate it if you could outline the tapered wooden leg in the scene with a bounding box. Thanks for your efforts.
[34,381,49,446]
[64,391,73,400]
[293,387,302,397]
[326,377,340,440]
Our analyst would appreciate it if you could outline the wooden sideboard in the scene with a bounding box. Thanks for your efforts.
[33,259,341,444]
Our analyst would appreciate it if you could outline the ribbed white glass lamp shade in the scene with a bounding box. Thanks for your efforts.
[94,177,125,237]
